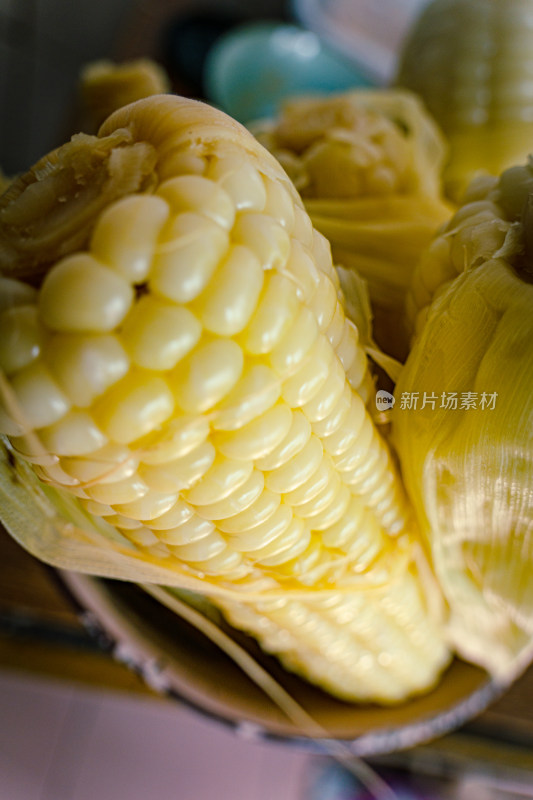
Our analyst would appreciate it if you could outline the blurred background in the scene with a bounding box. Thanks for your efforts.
[0,0,287,174]
[2,1,533,799]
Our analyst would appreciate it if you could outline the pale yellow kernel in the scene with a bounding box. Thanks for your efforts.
[184,455,254,506]
[171,529,227,562]
[215,403,292,461]
[61,443,138,485]
[139,415,209,465]
[185,546,245,577]
[308,484,351,530]
[321,496,367,548]
[335,320,360,372]
[216,490,280,533]
[121,295,201,370]
[282,537,322,576]
[291,203,314,247]
[333,415,374,472]
[322,392,366,455]
[125,527,160,547]
[283,458,331,506]
[39,253,134,332]
[10,360,70,430]
[1,400,25,436]
[212,364,280,431]
[139,440,216,493]
[39,411,107,456]
[193,469,264,520]
[0,305,42,375]
[296,468,341,519]
[302,355,345,422]
[94,371,174,444]
[345,344,367,390]
[46,333,129,408]
[106,515,143,530]
[113,489,180,522]
[358,454,393,501]
[325,302,345,349]
[269,305,318,376]
[158,152,206,180]
[256,410,311,471]
[156,515,214,545]
[281,334,333,407]
[282,239,320,302]
[195,244,264,337]
[91,194,170,283]
[150,212,229,303]
[7,431,58,464]
[226,504,293,551]
[0,277,37,312]
[85,473,148,505]
[241,272,299,355]
[146,542,172,559]
[335,515,381,565]
[34,459,81,489]
[265,435,323,493]
[206,153,266,211]
[232,213,290,271]
[344,443,386,489]
[311,383,352,438]
[308,271,338,332]
[312,229,337,281]
[262,176,295,231]
[376,499,404,535]
[147,498,195,530]
[254,517,308,565]
[81,498,115,517]
[172,338,243,413]
[157,175,235,230]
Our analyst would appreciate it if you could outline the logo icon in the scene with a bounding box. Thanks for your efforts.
[375,390,395,412]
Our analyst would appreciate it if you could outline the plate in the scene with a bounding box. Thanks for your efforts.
[57,569,506,756]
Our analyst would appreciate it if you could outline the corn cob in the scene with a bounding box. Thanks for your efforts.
[392,161,533,680]
[396,0,533,200]
[251,90,452,359]
[80,59,171,132]
[0,94,450,702]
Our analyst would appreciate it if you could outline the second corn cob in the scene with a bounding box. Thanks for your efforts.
[252,90,452,358]
[0,94,450,702]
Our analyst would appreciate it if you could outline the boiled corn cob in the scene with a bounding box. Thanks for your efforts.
[396,0,533,200]
[80,59,171,132]
[392,160,533,680]
[252,90,452,359]
[0,94,450,702]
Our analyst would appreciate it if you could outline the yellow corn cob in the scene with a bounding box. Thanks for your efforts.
[251,90,452,359]
[392,161,533,680]
[80,59,171,132]
[0,94,450,702]
[396,0,533,200]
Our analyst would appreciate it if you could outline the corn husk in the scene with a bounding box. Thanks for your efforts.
[392,165,533,681]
